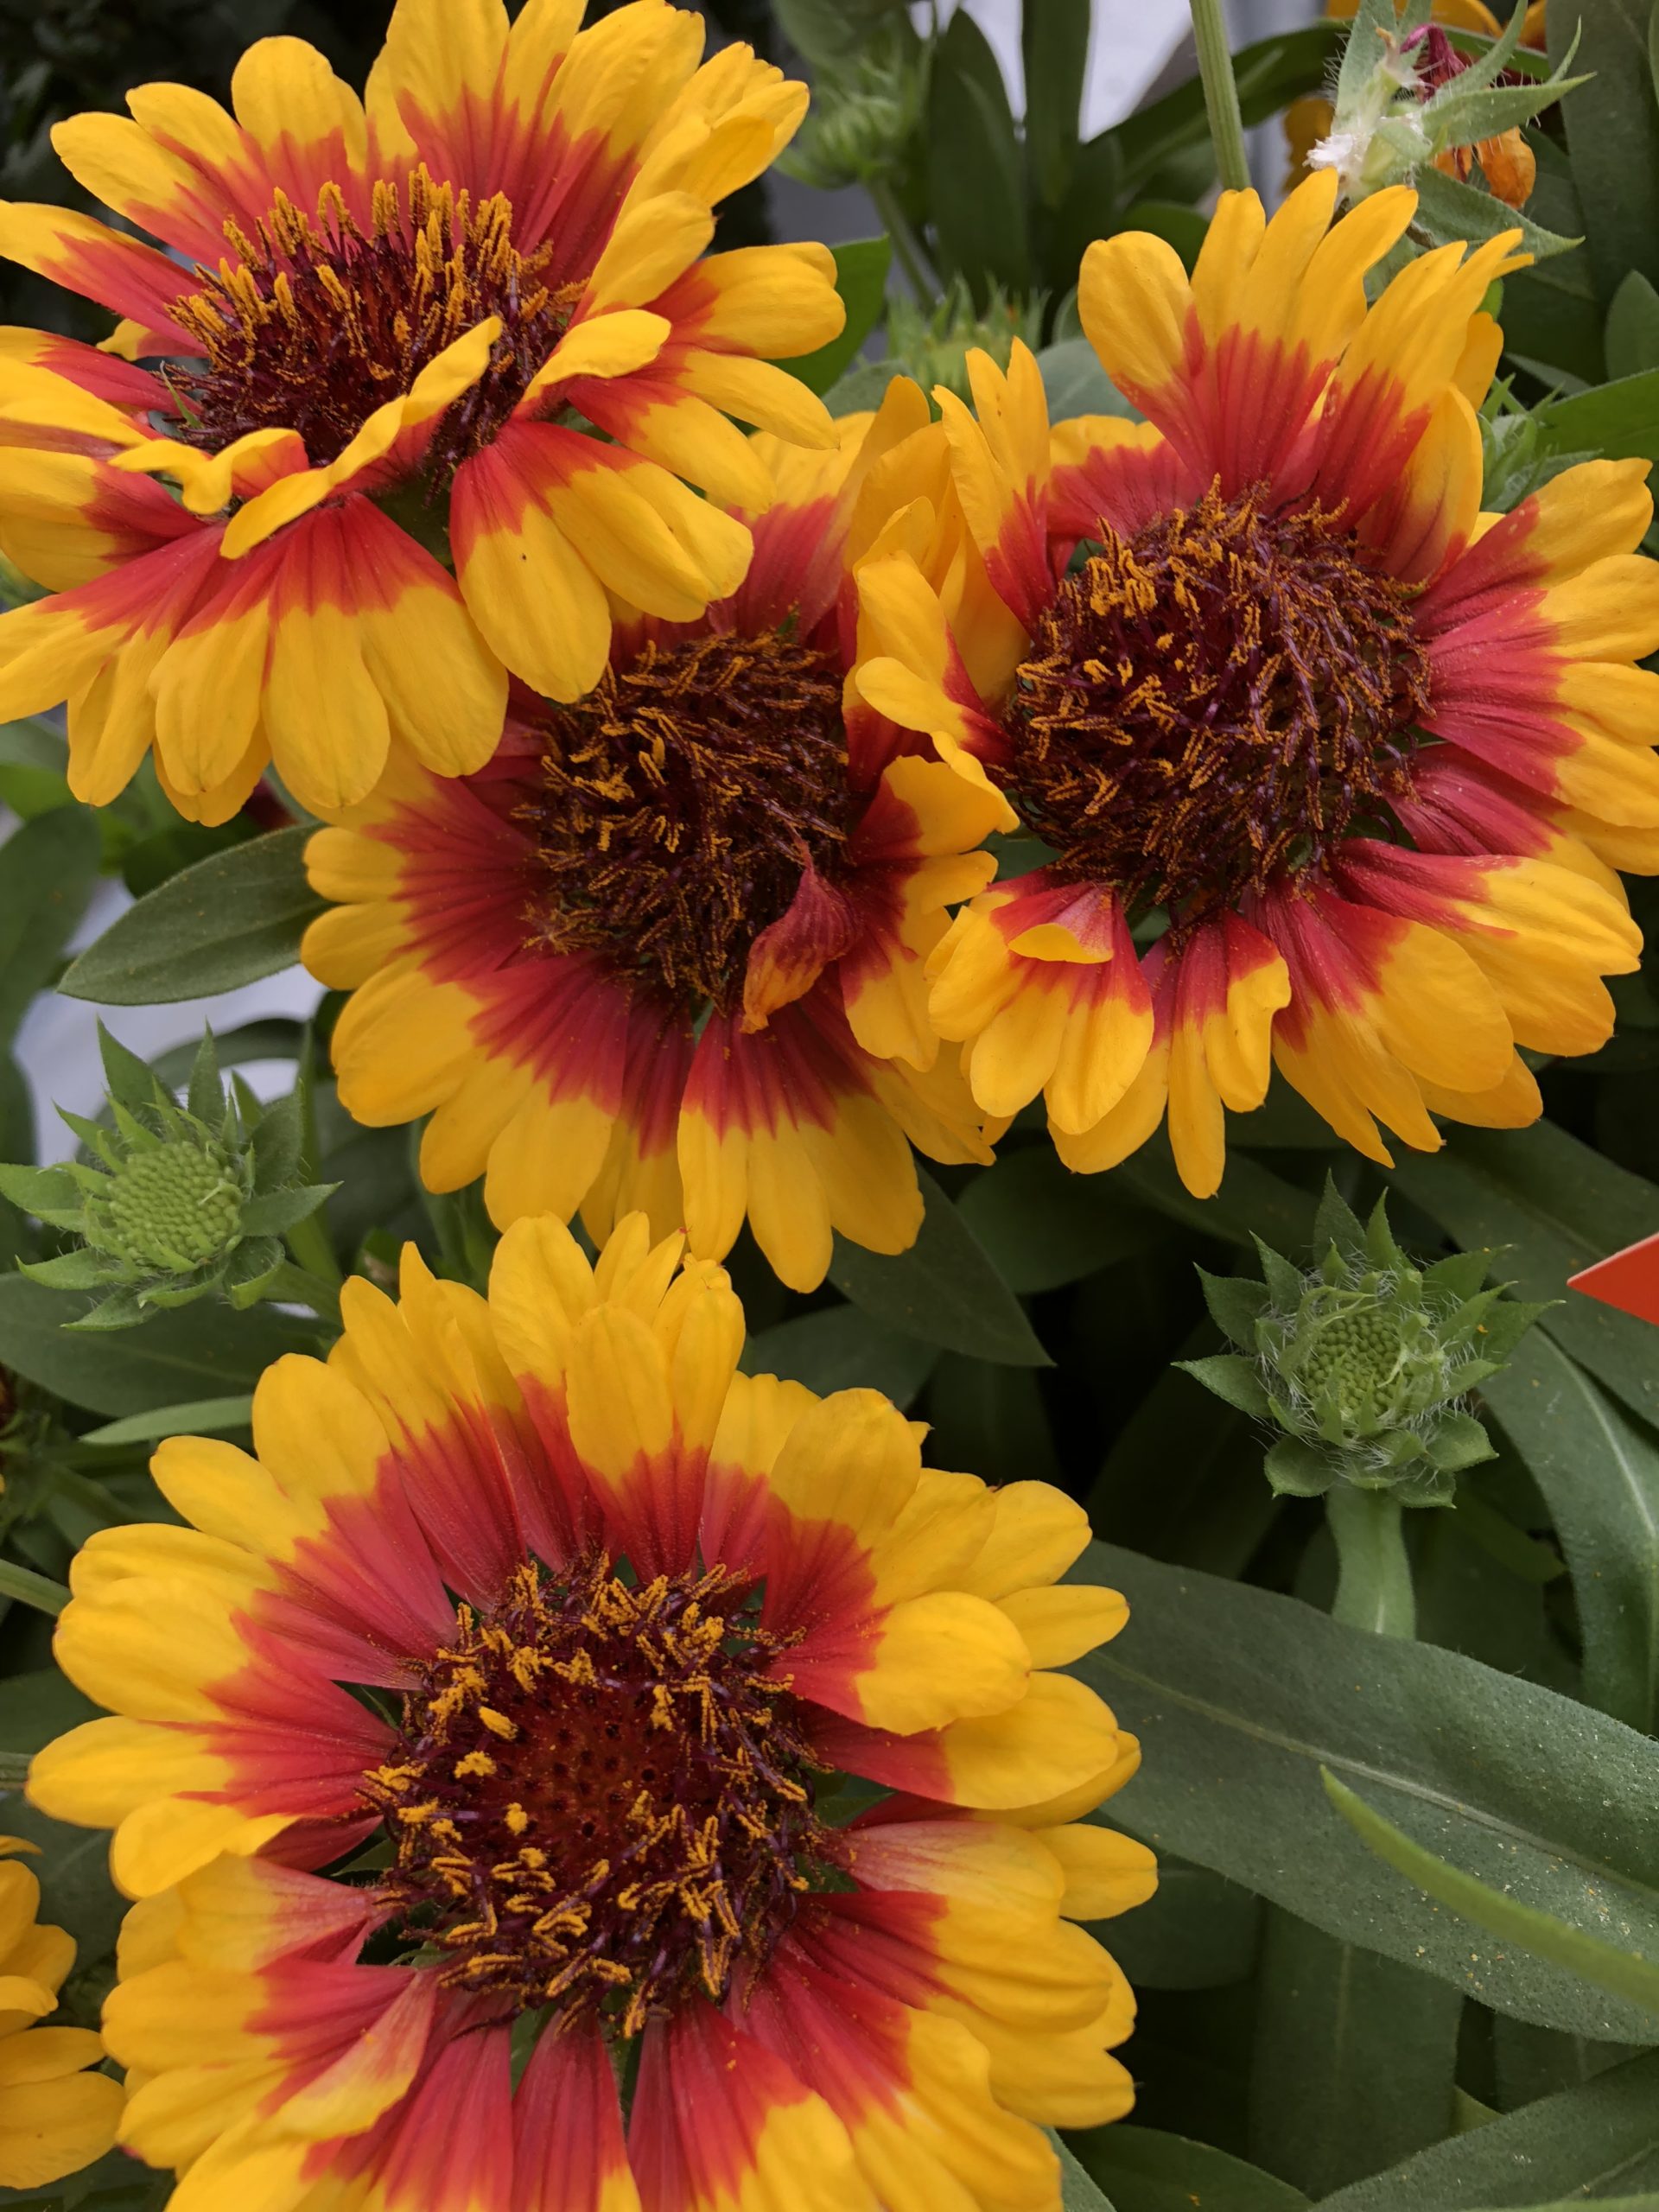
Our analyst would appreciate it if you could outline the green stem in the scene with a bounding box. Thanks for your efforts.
[1328,1488,1416,1638]
[0,1750,31,1787]
[1189,0,1253,194]
[0,1558,69,1616]
[869,178,933,301]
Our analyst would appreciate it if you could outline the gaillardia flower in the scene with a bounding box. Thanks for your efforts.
[0,1837,124,2189]
[29,1215,1150,2210]
[856,175,1656,1197]
[303,383,1004,1290]
[0,0,842,820]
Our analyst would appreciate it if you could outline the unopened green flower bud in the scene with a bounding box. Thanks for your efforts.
[1179,1178,1549,1507]
[779,30,925,188]
[893,277,1045,403]
[88,1138,244,1274]
[0,1026,336,1332]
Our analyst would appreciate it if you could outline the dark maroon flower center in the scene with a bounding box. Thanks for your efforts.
[167,167,574,475]
[520,629,857,1012]
[1009,483,1432,918]
[364,1557,838,2034]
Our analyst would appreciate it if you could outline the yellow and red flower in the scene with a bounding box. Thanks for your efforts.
[0,1836,123,2190]
[29,1214,1150,2210]
[0,0,843,821]
[855,175,1656,1197]
[304,382,1003,1291]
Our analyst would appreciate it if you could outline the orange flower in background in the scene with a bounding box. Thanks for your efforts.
[30,1217,1151,2209]
[303,382,1002,1291]
[0,0,843,821]
[855,176,1657,1198]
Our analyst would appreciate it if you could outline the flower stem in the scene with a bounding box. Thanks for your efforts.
[1189,0,1253,194]
[1327,1488,1416,1638]
[870,178,933,302]
[0,1558,69,1617]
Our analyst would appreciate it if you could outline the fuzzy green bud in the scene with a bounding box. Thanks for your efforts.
[1180,1179,1549,1507]
[832,277,1045,414]
[779,30,923,191]
[0,1026,336,1332]
[87,1138,245,1274]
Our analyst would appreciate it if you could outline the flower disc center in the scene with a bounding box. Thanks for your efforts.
[364,1559,837,2034]
[168,167,571,473]
[1009,484,1432,917]
[522,630,856,1013]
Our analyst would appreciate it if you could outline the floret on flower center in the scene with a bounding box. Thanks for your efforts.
[168,168,574,473]
[364,1557,840,2035]
[522,630,858,1013]
[1009,483,1433,918]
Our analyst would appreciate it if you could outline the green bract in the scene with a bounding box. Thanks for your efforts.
[0,1025,334,1332]
[1179,1179,1550,1507]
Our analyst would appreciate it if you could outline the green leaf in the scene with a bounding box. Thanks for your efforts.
[925,9,1028,302]
[1195,1268,1272,1350]
[1056,2136,1117,2211]
[59,825,324,1005]
[240,1184,336,1238]
[1246,1910,1461,2194]
[1482,1332,1659,1733]
[1080,1541,1659,2038]
[1023,0,1090,207]
[0,1667,96,1754]
[1315,2048,1659,2206]
[0,806,101,1048]
[1499,161,1605,382]
[772,237,891,397]
[0,1163,82,1228]
[0,1272,315,1414]
[1392,1124,1659,1426]
[79,1395,256,1446]
[828,1167,1049,1366]
[1116,1141,1320,1254]
[1068,2124,1309,2211]
[741,1303,938,1408]
[770,0,909,71]
[1262,1432,1338,1497]
[1176,1353,1271,1421]
[17,1249,112,1291]
[956,1146,1160,1293]
[1409,162,1581,262]
[1106,1857,1262,1992]
[1035,337,1136,423]
[1324,1768,1659,2020]
[1607,270,1659,378]
[1535,365,1659,467]
[1089,1344,1276,1579]
[925,1353,1062,1487]
[1554,0,1659,306]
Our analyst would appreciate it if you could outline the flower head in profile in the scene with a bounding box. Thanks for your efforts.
[0,1836,123,2190]
[303,381,1003,1290]
[30,1214,1150,2210]
[855,175,1655,1198]
[0,0,843,821]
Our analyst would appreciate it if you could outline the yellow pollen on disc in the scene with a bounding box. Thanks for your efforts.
[361,1556,841,2040]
